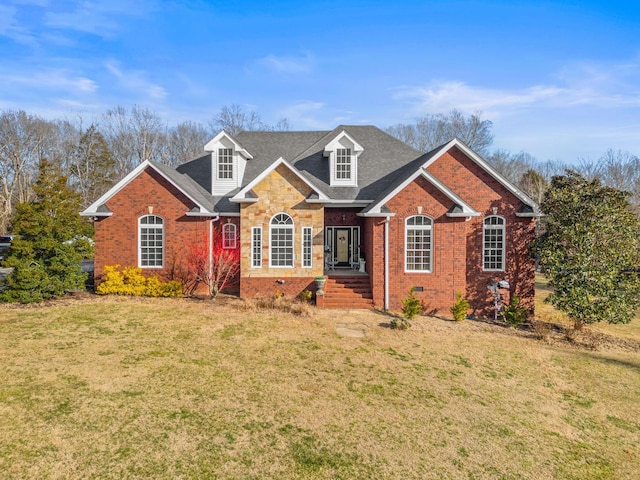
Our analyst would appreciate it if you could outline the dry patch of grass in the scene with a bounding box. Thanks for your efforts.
[0,294,639,479]
[534,273,640,350]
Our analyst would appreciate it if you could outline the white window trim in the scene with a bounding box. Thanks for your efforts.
[269,213,294,268]
[404,215,433,273]
[302,227,313,268]
[330,149,357,187]
[138,214,164,268]
[216,147,234,180]
[251,226,262,268]
[222,222,237,249]
[483,215,506,272]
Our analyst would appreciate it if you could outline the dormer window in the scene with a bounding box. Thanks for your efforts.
[217,148,234,180]
[204,131,253,196]
[335,148,352,181]
[324,131,363,187]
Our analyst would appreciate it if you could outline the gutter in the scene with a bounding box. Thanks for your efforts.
[384,216,390,311]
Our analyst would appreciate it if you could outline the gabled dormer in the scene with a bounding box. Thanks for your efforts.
[323,131,363,187]
[204,131,253,196]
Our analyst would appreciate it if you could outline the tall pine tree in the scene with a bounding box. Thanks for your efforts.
[0,159,93,303]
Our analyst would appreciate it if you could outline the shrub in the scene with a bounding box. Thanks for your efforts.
[96,265,182,297]
[532,320,552,342]
[298,289,312,303]
[500,295,527,327]
[390,316,411,330]
[402,287,422,320]
[392,287,421,330]
[450,291,470,321]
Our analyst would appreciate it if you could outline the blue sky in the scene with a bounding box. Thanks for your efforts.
[1,0,639,163]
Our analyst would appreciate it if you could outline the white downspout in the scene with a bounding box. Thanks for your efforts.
[384,216,390,311]
[209,215,220,282]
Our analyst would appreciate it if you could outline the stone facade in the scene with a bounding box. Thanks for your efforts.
[239,164,324,297]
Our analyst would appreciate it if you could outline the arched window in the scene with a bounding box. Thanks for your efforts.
[222,222,237,249]
[405,215,432,272]
[270,213,294,267]
[139,215,164,267]
[483,216,505,271]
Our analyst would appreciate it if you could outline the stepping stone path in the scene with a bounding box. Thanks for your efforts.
[335,320,368,338]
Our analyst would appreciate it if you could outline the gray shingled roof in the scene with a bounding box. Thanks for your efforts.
[175,125,425,212]
[151,160,218,213]
[174,126,539,215]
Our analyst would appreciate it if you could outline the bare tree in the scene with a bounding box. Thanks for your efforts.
[273,117,291,131]
[44,119,82,177]
[592,149,640,213]
[100,106,137,179]
[386,109,494,156]
[162,121,212,167]
[212,104,265,136]
[486,150,536,184]
[0,110,55,233]
[100,105,167,179]
[518,169,548,205]
[130,105,166,163]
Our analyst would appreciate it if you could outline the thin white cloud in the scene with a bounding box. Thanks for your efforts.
[278,101,359,129]
[279,101,327,129]
[257,52,314,74]
[44,0,152,37]
[105,61,167,100]
[0,4,38,46]
[0,69,98,93]
[394,58,640,119]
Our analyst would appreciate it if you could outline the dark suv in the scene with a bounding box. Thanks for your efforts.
[0,235,13,260]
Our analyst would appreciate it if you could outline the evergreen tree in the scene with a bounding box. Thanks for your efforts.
[535,171,640,329]
[0,160,92,303]
[69,124,117,207]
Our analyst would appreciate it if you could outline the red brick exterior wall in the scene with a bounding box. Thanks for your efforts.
[366,147,536,316]
[94,168,212,287]
[95,146,535,318]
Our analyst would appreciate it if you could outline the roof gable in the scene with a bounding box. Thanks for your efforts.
[80,160,216,217]
[360,168,479,217]
[422,138,541,216]
[230,157,329,203]
[204,130,253,159]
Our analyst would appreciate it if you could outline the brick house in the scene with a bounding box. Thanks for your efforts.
[81,126,541,316]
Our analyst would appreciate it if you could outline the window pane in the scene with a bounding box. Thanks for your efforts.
[271,227,293,267]
[336,148,352,180]
[302,227,312,268]
[252,227,262,268]
[218,148,234,179]
[483,216,504,270]
[405,215,432,272]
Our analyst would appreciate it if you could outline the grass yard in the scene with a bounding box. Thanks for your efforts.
[0,288,639,479]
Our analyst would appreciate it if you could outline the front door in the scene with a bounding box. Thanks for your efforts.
[335,228,350,263]
[325,226,360,268]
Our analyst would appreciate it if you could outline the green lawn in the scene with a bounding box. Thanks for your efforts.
[0,294,639,479]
